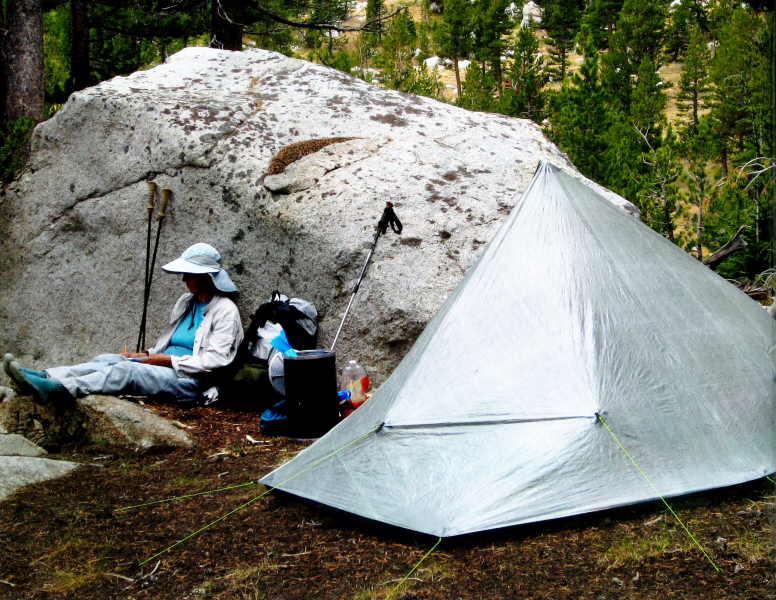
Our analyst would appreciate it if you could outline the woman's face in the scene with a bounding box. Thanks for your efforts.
[182,273,208,296]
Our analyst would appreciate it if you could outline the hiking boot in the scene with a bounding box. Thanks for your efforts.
[3,354,46,389]
[5,354,32,394]
[8,362,72,406]
[2,353,16,380]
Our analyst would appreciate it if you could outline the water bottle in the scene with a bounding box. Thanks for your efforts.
[340,360,369,409]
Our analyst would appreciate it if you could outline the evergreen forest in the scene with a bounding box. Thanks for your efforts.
[1,0,774,286]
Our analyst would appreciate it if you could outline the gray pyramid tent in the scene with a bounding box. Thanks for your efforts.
[261,162,776,537]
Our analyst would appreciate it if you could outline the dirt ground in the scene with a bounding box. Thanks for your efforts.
[1,400,774,600]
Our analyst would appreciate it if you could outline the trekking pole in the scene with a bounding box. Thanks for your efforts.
[136,182,157,351]
[136,188,171,351]
[330,202,402,351]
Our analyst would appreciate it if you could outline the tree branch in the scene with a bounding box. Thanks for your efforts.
[702,225,749,271]
[734,156,776,190]
[216,0,409,33]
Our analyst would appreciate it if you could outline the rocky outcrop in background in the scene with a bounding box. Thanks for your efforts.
[0,47,636,388]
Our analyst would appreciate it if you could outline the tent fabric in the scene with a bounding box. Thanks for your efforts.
[260,162,776,537]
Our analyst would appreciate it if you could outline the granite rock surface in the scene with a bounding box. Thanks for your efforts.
[0,47,637,385]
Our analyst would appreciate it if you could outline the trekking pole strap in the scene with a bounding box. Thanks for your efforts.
[378,202,402,235]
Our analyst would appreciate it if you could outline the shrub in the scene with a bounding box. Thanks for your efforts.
[0,117,35,188]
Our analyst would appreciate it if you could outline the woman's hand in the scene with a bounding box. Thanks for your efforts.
[120,351,148,359]
[140,354,174,368]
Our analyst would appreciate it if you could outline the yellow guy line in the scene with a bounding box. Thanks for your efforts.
[117,481,258,512]
[139,424,382,566]
[385,537,442,600]
[597,415,719,572]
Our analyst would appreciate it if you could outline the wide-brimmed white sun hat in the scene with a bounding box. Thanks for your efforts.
[162,243,237,293]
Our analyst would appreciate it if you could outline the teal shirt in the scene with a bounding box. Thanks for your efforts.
[165,301,205,357]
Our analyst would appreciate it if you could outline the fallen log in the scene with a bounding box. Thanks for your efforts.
[703,225,748,271]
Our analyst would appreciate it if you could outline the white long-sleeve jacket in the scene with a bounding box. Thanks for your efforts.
[150,293,244,377]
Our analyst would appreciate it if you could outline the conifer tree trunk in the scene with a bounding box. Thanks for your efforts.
[560,50,566,80]
[453,56,462,97]
[696,201,703,261]
[211,0,243,50]
[70,0,90,92]
[1,0,44,124]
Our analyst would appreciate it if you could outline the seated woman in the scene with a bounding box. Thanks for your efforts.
[3,243,243,406]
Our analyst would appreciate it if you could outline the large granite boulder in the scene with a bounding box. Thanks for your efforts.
[0,47,636,386]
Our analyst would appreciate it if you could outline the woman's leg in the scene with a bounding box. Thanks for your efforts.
[58,360,200,402]
[45,354,125,380]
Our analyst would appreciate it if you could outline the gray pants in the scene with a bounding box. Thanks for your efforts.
[46,354,200,402]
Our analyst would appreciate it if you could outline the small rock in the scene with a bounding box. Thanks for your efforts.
[78,395,194,450]
[0,456,78,501]
[0,433,46,457]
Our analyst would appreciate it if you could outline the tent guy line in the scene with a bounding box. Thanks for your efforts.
[115,480,260,513]
[384,537,443,600]
[597,414,719,572]
[135,423,383,565]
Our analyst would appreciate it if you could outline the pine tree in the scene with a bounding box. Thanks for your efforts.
[473,0,513,95]
[634,125,682,241]
[581,0,624,50]
[546,33,611,180]
[630,56,667,150]
[664,0,699,62]
[601,0,668,110]
[543,0,583,81]
[682,159,713,260]
[706,7,769,175]
[457,61,498,111]
[379,10,417,90]
[2,0,45,125]
[676,26,710,134]
[434,0,472,97]
[500,25,545,121]
[366,0,386,44]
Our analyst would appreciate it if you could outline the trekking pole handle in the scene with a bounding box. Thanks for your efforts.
[378,201,402,235]
[158,188,171,220]
[146,182,157,215]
